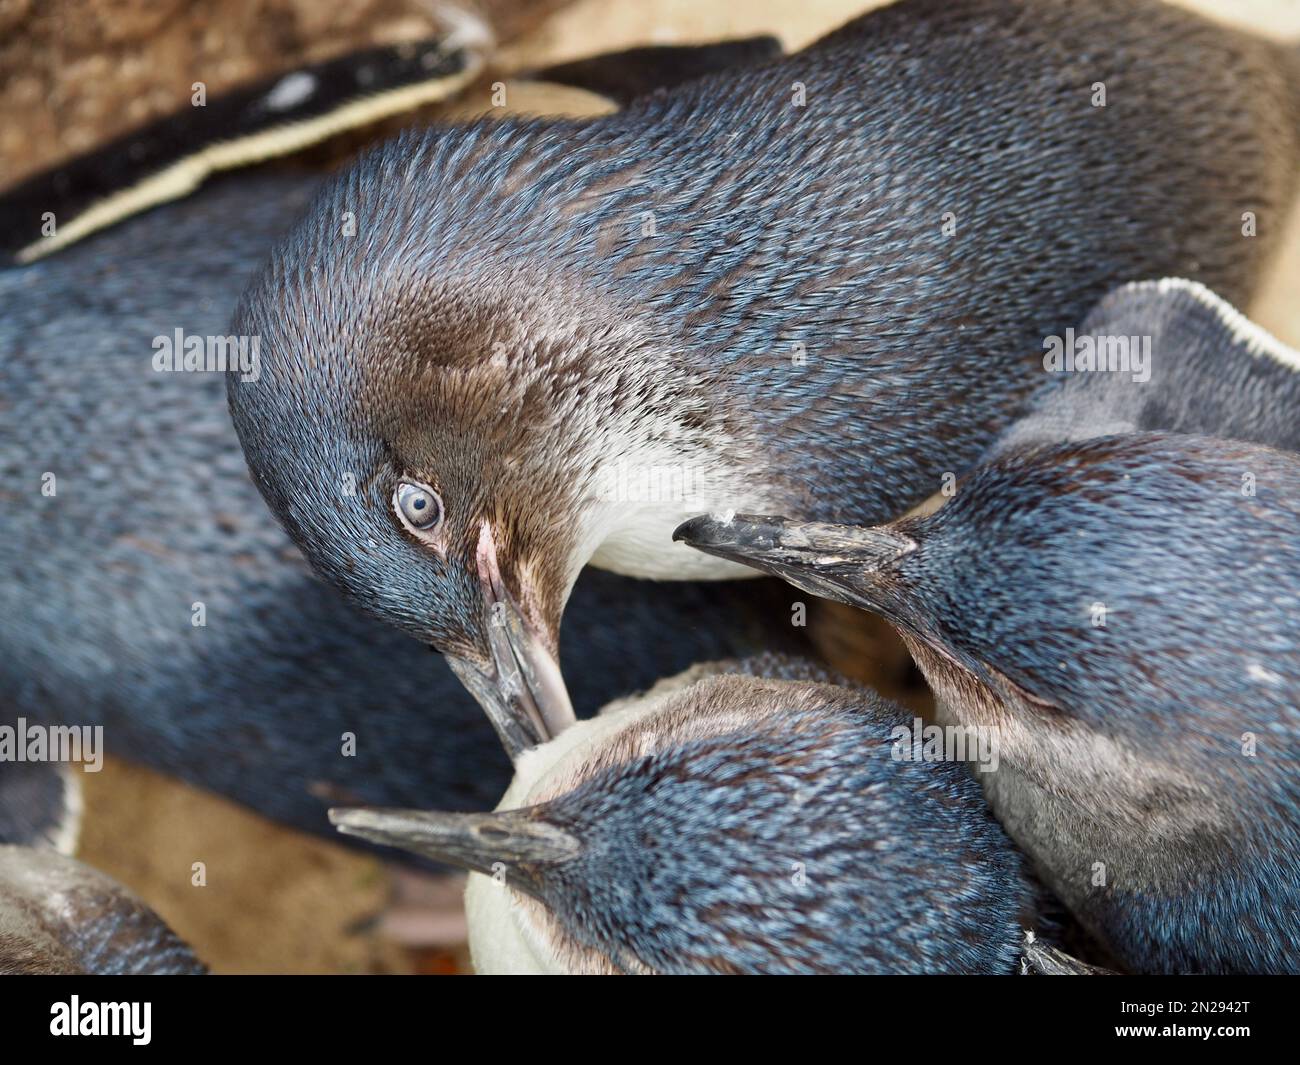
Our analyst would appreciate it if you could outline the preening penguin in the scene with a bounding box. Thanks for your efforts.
[334,656,1043,975]
[677,433,1300,974]
[228,0,1300,732]
[0,846,204,975]
[0,172,809,852]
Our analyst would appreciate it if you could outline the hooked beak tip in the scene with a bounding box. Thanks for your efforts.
[453,523,576,762]
[672,513,789,550]
[328,807,366,833]
[671,515,705,543]
[446,647,572,765]
[672,513,799,565]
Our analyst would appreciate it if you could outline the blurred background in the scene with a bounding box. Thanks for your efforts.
[3,0,1298,973]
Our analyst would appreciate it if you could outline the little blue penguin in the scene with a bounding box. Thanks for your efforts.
[227,0,1300,731]
[677,432,1300,974]
[0,846,204,974]
[0,171,808,853]
[332,655,1042,975]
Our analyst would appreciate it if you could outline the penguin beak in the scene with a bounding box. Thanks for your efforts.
[444,595,573,764]
[445,522,575,763]
[673,513,913,609]
[329,806,579,897]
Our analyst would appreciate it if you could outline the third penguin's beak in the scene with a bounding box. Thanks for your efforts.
[445,523,575,763]
[329,806,579,901]
[672,513,914,610]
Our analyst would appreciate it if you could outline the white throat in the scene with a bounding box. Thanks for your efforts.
[581,448,778,580]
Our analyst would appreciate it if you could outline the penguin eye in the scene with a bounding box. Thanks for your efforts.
[394,481,443,532]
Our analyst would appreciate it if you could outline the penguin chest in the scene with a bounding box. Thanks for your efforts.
[463,873,567,975]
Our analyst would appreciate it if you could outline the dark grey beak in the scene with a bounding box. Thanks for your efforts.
[329,806,579,897]
[447,523,576,763]
[672,513,913,610]
[445,594,574,764]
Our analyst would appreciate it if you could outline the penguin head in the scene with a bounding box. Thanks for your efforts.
[228,263,590,753]
[679,440,1300,973]
[227,130,738,754]
[332,656,1033,974]
[677,434,1300,742]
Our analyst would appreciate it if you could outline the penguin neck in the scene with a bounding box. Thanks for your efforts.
[561,379,781,582]
[580,444,780,580]
[901,635,1235,901]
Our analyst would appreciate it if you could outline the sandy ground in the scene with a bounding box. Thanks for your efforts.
[12,0,1300,973]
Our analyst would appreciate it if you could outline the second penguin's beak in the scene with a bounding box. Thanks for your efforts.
[330,807,579,899]
[672,513,914,610]
[445,523,575,762]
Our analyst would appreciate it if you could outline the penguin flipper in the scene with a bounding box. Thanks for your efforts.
[995,278,1300,458]
[530,36,784,107]
[0,29,491,265]
[0,760,82,855]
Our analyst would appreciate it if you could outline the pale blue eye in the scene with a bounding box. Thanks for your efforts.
[395,481,443,531]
